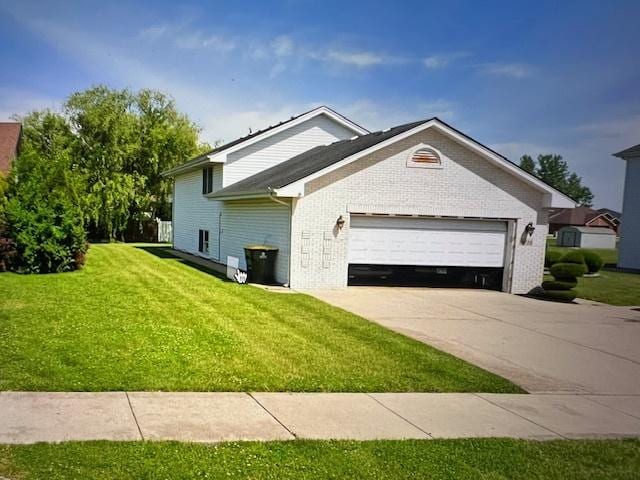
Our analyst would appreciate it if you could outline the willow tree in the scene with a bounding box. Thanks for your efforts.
[62,85,206,239]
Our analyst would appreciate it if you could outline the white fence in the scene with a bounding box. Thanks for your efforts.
[157,220,172,243]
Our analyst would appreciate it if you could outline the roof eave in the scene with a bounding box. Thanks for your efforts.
[206,190,272,201]
[161,155,226,177]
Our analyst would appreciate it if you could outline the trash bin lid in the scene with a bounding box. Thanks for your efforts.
[244,244,279,251]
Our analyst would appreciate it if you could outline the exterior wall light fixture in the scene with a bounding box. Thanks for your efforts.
[525,222,535,237]
[336,215,346,229]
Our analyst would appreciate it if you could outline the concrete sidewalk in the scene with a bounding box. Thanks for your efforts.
[2,392,640,444]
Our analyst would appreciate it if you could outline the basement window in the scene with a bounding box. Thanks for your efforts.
[198,229,209,254]
[202,166,214,194]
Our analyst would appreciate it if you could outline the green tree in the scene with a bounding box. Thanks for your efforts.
[519,154,593,206]
[4,112,87,273]
[63,86,206,238]
[65,87,140,239]
[13,85,205,240]
[519,154,535,174]
[11,110,83,204]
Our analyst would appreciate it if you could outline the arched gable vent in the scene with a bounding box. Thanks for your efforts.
[407,147,442,168]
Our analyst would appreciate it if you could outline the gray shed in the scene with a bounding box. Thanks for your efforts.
[557,226,617,249]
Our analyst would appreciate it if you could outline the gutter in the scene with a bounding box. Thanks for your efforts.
[206,191,271,201]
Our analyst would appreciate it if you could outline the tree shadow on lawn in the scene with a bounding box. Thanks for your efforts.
[134,245,233,283]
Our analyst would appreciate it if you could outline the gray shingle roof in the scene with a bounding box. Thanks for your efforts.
[614,143,640,159]
[209,119,431,198]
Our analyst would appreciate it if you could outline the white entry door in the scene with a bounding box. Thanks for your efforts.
[348,216,507,267]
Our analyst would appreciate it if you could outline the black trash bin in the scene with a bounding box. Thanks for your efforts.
[244,245,278,284]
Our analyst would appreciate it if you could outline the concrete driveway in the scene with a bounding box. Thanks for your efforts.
[309,288,640,394]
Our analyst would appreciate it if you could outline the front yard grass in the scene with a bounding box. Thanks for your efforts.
[574,270,640,306]
[544,237,639,306]
[1,439,638,479]
[0,243,521,392]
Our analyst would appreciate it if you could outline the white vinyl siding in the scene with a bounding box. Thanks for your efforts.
[174,171,291,283]
[173,165,223,258]
[348,216,507,267]
[220,199,291,284]
[619,159,640,269]
[171,113,355,282]
[223,114,355,187]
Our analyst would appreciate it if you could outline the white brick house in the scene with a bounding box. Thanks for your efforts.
[614,144,640,270]
[163,106,575,293]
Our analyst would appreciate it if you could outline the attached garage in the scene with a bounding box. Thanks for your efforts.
[347,215,510,289]
[201,115,577,293]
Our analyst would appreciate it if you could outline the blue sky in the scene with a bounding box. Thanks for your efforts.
[1,0,638,209]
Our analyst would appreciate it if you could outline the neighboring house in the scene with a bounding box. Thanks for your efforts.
[557,226,616,249]
[163,106,575,293]
[0,122,22,174]
[598,207,622,224]
[548,206,620,234]
[614,143,640,270]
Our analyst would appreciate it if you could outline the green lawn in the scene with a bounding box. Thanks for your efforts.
[574,271,640,306]
[0,243,520,392]
[1,439,638,479]
[545,237,640,306]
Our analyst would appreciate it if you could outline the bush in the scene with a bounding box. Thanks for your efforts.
[560,250,585,265]
[545,250,563,268]
[582,250,604,273]
[550,262,587,279]
[542,279,577,291]
[0,235,16,271]
[5,193,88,273]
[541,289,577,302]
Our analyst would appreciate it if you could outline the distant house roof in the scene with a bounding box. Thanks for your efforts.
[549,206,618,226]
[209,119,428,199]
[559,226,616,235]
[598,208,622,220]
[613,143,640,160]
[0,122,22,174]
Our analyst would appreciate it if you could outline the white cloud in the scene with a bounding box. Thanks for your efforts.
[423,52,469,69]
[480,63,533,78]
[573,115,640,141]
[138,24,170,41]
[271,35,294,57]
[138,20,235,53]
[324,49,387,68]
[0,87,62,121]
[174,31,236,52]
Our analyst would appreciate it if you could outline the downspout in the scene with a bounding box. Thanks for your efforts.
[268,187,292,287]
[217,211,222,261]
[171,178,176,247]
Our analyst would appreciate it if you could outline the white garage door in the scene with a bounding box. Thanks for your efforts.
[348,216,507,267]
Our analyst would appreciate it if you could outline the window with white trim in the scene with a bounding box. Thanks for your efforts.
[198,229,209,254]
[202,167,214,194]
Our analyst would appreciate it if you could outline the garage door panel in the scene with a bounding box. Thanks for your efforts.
[348,216,506,267]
